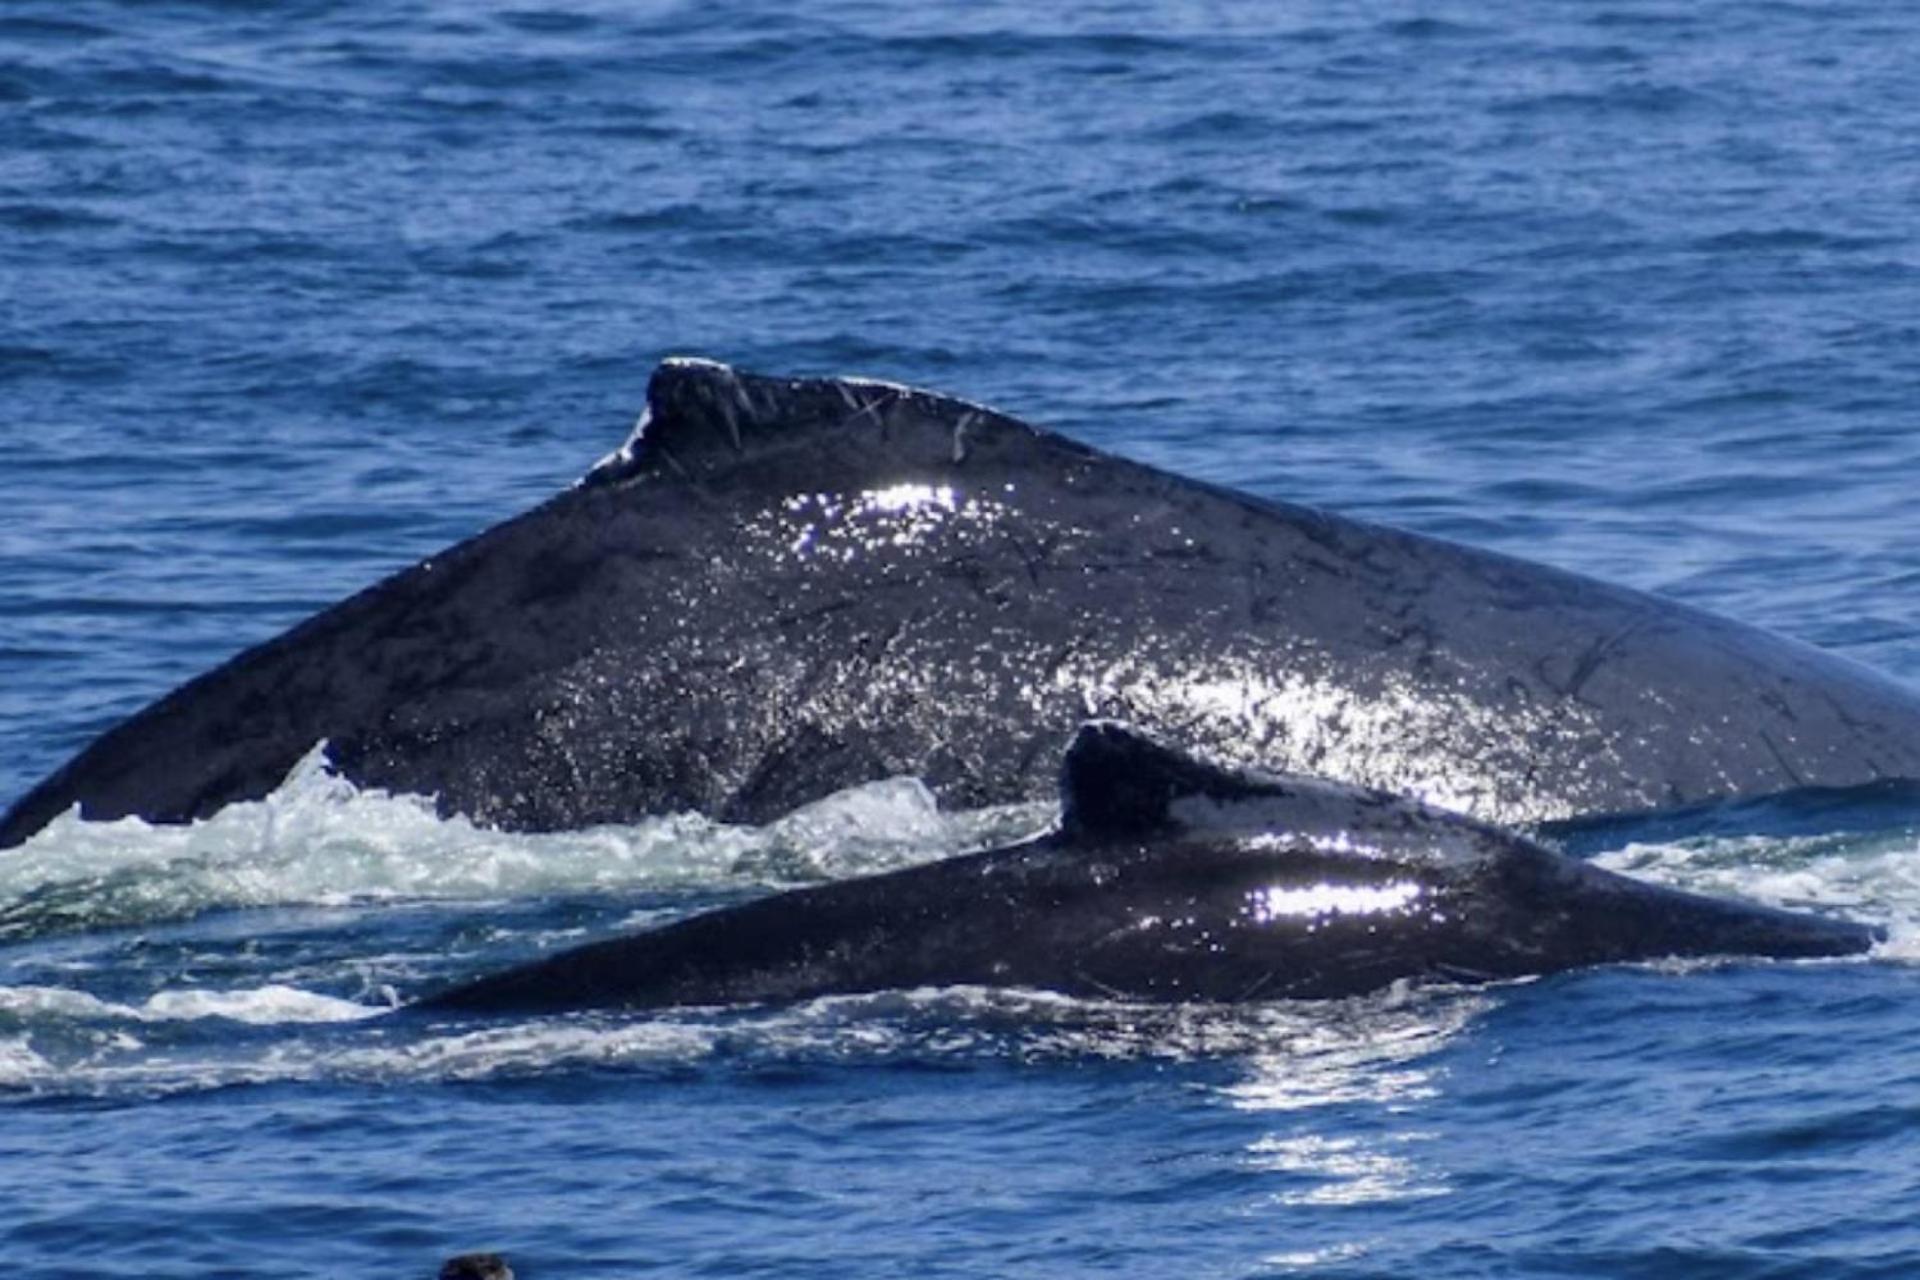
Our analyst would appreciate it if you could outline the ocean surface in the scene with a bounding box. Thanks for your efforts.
[4,1,1920,1276]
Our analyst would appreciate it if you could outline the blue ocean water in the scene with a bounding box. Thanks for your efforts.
[4,1,1920,1276]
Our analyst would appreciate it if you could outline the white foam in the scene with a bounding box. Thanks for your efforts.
[142,985,385,1025]
[0,982,382,1026]
[1594,830,1920,960]
[0,1035,52,1088]
[0,981,1491,1099]
[340,1016,719,1080]
[0,744,1050,940]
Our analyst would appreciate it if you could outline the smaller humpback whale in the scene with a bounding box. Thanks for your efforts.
[422,724,1878,1014]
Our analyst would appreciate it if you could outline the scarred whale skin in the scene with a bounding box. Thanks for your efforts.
[422,723,1879,1013]
[7,357,1920,846]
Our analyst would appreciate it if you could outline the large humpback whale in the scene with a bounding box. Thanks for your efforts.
[423,723,1878,1013]
[6,357,1920,847]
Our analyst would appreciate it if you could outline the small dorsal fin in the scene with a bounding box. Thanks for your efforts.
[579,357,1022,487]
[1058,721,1275,840]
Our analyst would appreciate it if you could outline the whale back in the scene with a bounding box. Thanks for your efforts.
[421,722,1880,1014]
[9,359,1920,846]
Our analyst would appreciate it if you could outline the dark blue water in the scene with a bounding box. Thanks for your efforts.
[5,2,1920,1276]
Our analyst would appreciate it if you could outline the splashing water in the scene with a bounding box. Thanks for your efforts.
[1595,830,1920,959]
[0,743,1052,945]
[0,738,1910,1107]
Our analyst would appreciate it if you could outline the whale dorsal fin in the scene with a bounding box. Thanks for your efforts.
[1058,721,1281,840]
[581,357,1032,486]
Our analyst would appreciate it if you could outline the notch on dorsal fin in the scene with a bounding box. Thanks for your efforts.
[1058,720,1280,840]
[579,356,1021,487]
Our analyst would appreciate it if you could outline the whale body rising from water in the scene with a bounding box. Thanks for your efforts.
[424,724,1878,1013]
[6,357,1920,850]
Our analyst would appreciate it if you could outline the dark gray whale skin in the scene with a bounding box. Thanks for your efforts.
[8,357,1920,846]
[422,724,1878,1013]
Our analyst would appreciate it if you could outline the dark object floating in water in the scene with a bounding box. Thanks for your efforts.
[421,723,1880,1014]
[7,356,1920,848]
[439,1254,512,1280]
